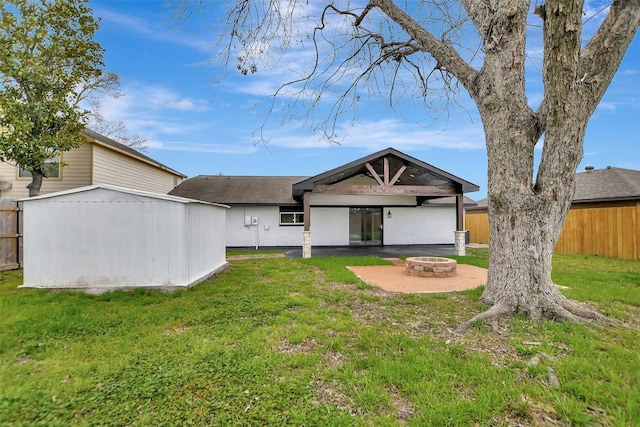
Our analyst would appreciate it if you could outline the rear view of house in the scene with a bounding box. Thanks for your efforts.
[171,148,479,257]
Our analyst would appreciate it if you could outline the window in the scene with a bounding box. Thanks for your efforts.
[279,206,304,226]
[18,152,61,179]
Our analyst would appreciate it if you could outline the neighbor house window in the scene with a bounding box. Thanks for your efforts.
[18,152,61,179]
[279,206,304,226]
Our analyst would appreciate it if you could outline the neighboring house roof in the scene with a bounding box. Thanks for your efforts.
[573,167,640,203]
[468,167,640,210]
[292,147,479,197]
[82,129,186,178]
[169,176,309,205]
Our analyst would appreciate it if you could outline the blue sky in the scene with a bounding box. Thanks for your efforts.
[88,1,639,200]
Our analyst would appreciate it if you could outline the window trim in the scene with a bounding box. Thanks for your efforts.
[17,152,62,180]
[279,206,304,226]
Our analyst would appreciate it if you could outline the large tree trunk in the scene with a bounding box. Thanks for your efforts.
[27,170,45,197]
[456,114,609,332]
[456,0,617,332]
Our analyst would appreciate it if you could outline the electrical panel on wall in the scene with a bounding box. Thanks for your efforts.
[244,216,259,226]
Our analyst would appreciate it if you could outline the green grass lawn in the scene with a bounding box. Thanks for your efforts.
[1,250,638,426]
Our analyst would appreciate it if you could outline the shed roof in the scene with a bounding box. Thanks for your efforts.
[82,129,187,178]
[573,167,640,202]
[169,176,309,205]
[21,184,228,207]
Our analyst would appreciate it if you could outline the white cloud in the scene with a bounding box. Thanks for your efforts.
[147,139,259,155]
[596,102,616,112]
[85,82,214,147]
[262,118,485,151]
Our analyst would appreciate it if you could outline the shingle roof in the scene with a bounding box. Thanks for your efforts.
[573,167,640,202]
[169,176,309,205]
[468,167,640,210]
[82,129,186,178]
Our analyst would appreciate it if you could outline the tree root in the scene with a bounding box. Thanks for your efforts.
[559,298,617,325]
[456,296,616,335]
[455,300,512,334]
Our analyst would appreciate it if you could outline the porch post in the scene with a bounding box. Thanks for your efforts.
[454,194,466,256]
[302,192,311,258]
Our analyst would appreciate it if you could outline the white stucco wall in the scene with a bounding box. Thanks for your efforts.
[226,206,302,247]
[310,207,350,246]
[225,203,458,247]
[383,206,456,244]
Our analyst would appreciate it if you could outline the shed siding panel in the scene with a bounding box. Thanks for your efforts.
[384,206,456,244]
[0,143,92,200]
[92,145,180,194]
[185,203,227,281]
[23,199,190,288]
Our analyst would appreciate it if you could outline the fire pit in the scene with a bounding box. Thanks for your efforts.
[405,257,457,278]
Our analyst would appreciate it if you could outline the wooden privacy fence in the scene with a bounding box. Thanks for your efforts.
[0,200,22,271]
[465,205,639,260]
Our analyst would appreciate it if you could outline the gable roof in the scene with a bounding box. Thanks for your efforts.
[573,167,640,202]
[82,129,186,178]
[292,147,479,198]
[169,176,309,205]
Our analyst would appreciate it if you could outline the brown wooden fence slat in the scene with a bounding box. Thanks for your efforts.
[0,199,21,270]
[466,204,640,260]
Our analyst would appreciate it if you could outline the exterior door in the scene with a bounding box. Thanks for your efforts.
[349,207,382,246]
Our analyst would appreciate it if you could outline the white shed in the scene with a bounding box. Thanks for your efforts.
[19,184,229,293]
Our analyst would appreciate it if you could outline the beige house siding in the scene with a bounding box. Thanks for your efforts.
[91,144,181,194]
[0,143,92,200]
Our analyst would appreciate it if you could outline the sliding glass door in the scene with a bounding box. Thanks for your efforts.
[349,208,382,246]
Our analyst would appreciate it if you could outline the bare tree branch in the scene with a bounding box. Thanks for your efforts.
[578,0,640,115]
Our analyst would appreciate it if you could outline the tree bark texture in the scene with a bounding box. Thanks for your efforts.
[455,0,639,329]
[27,169,44,197]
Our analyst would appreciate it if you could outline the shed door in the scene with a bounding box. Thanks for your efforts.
[349,208,382,246]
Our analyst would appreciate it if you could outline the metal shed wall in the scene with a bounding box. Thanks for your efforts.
[184,202,227,285]
[20,186,227,292]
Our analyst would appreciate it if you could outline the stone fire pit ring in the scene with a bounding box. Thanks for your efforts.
[405,257,457,278]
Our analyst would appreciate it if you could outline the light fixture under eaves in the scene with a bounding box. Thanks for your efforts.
[387,210,392,219]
